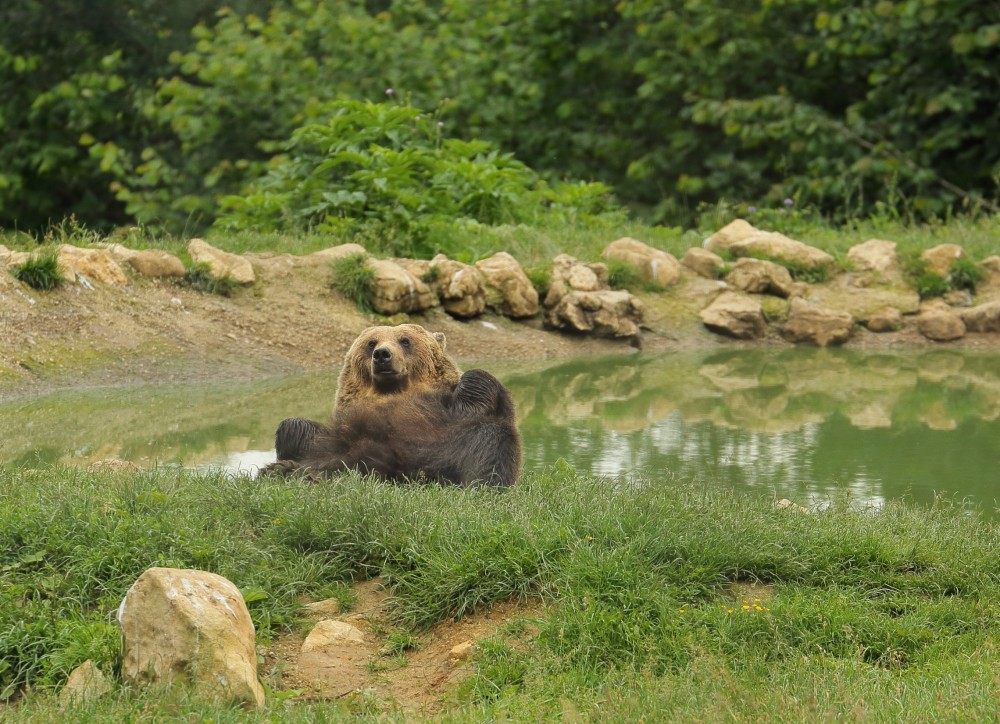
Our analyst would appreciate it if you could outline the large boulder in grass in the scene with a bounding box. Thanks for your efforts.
[699,291,768,340]
[118,567,265,709]
[704,219,834,270]
[368,259,438,315]
[475,252,539,318]
[725,258,795,298]
[781,298,854,346]
[188,238,255,284]
[601,237,681,287]
[847,239,900,275]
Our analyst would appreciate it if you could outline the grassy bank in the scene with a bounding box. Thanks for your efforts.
[7,208,1000,272]
[2,464,1000,720]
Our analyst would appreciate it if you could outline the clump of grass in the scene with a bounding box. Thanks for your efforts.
[330,252,375,312]
[606,259,664,292]
[11,251,63,290]
[901,254,950,299]
[949,257,984,293]
[420,264,441,284]
[524,266,551,299]
[183,262,240,297]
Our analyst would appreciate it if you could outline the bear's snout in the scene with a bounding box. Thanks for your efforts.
[372,345,398,375]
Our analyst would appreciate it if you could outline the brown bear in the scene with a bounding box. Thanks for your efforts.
[259,324,521,487]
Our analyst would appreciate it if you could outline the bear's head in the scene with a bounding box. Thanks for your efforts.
[335,324,462,410]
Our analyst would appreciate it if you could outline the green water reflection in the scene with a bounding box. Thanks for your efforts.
[2,348,999,515]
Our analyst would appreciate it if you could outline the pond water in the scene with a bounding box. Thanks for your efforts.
[3,348,999,517]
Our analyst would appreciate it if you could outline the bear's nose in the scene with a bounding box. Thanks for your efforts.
[373,346,393,363]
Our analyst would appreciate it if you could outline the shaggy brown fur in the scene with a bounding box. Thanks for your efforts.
[260,324,521,487]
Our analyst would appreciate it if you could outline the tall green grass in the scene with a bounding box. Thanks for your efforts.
[3,463,1000,720]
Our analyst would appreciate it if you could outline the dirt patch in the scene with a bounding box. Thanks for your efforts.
[261,579,542,715]
[0,253,646,399]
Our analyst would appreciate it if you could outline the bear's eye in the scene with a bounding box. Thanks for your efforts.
[399,337,411,348]
[366,339,377,350]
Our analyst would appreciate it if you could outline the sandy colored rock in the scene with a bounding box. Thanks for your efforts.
[189,238,255,284]
[297,620,371,697]
[725,258,795,298]
[920,244,965,277]
[429,254,487,318]
[304,598,342,616]
[450,641,474,662]
[59,660,112,707]
[847,239,899,274]
[118,567,265,708]
[959,301,1000,333]
[301,620,366,653]
[368,259,438,315]
[57,245,129,286]
[475,252,539,318]
[602,237,681,287]
[699,291,767,340]
[681,247,725,278]
[304,243,367,264]
[918,301,966,341]
[704,219,834,270]
[546,289,644,338]
[781,298,854,347]
[866,307,903,333]
[545,254,608,304]
[775,498,810,514]
[127,249,187,278]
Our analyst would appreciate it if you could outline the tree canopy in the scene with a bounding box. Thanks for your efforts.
[2,0,997,234]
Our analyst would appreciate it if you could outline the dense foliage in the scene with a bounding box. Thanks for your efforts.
[2,0,998,234]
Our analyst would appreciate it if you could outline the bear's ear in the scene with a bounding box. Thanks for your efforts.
[433,331,447,351]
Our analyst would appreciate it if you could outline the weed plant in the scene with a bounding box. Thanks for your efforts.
[3,464,1000,720]
[329,253,375,313]
[606,258,665,292]
[10,251,62,290]
[182,263,240,297]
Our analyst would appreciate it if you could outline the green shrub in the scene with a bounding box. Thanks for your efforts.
[330,252,375,313]
[11,251,62,290]
[214,99,616,258]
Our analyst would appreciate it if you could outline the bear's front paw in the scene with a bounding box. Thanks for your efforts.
[257,459,303,479]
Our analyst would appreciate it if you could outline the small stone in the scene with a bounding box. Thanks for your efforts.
[59,660,112,707]
[303,598,341,616]
[866,308,903,333]
[450,641,475,662]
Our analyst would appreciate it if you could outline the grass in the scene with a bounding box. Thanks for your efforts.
[329,252,375,312]
[183,262,241,297]
[10,251,62,290]
[3,463,1000,720]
